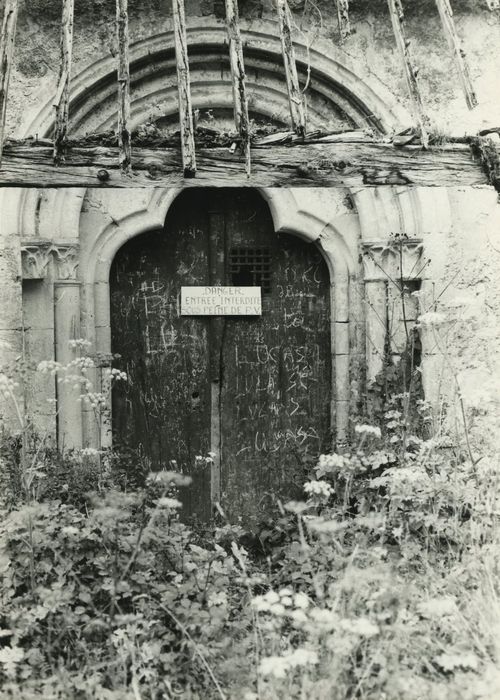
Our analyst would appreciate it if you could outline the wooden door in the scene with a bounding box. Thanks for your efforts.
[110,189,331,527]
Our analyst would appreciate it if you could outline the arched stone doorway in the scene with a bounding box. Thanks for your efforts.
[109,188,332,525]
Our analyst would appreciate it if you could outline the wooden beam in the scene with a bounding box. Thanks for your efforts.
[53,0,74,163]
[276,0,306,137]
[387,0,429,148]
[172,0,196,177]
[0,139,493,189]
[434,0,478,110]
[224,0,251,176]
[0,0,18,167]
[336,0,351,42]
[116,0,132,173]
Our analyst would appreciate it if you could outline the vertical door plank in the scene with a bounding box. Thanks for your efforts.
[224,0,251,176]
[387,0,429,148]
[116,0,132,173]
[207,200,226,508]
[434,0,478,109]
[220,191,331,528]
[276,0,306,137]
[110,203,212,520]
[172,0,197,177]
[53,0,74,163]
[0,0,18,167]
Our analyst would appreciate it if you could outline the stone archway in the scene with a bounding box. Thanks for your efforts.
[18,19,411,139]
[77,187,358,451]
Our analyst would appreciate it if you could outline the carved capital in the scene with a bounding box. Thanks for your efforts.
[362,236,426,282]
[21,242,53,279]
[51,243,79,280]
[20,241,80,281]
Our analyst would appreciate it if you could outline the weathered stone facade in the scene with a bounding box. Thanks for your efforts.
[1,185,499,454]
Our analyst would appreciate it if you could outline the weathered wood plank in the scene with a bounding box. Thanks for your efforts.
[387,0,429,148]
[434,0,478,110]
[336,0,351,42]
[0,140,492,188]
[276,0,306,137]
[225,0,251,176]
[53,0,74,163]
[116,0,132,172]
[0,0,18,166]
[172,0,196,177]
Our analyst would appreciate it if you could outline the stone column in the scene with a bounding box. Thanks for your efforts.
[53,244,83,450]
[21,242,57,440]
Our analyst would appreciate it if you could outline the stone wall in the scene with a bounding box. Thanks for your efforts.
[2,0,499,138]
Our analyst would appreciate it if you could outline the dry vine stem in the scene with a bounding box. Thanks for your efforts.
[434,0,478,110]
[0,0,18,167]
[53,0,74,163]
[336,0,351,42]
[172,0,196,176]
[276,0,307,137]
[224,0,251,176]
[387,0,429,148]
[116,0,132,173]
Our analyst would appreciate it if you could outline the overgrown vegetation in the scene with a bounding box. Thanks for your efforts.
[0,316,499,699]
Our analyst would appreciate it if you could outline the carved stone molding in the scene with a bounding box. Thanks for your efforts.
[362,236,427,282]
[21,241,80,280]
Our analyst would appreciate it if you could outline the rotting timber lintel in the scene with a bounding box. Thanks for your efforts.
[0,136,496,189]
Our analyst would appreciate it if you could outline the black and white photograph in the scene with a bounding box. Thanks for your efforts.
[0,0,499,698]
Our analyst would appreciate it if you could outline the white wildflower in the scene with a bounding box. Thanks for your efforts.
[290,610,308,625]
[68,338,92,349]
[259,649,318,678]
[434,652,479,672]
[355,424,382,439]
[208,591,228,607]
[105,367,127,382]
[417,597,458,619]
[157,497,182,509]
[340,617,379,637]
[79,447,100,459]
[37,360,63,374]
[289,648,318,665]
[294,592,310,610]
[307,518,347,535]
[317,453,345,474]
[252,590,283,613]
[259,656,289,678]
[304,480,333,500]
[284,500,313,514]
[0,646,24,679]
[309,608,338,630]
